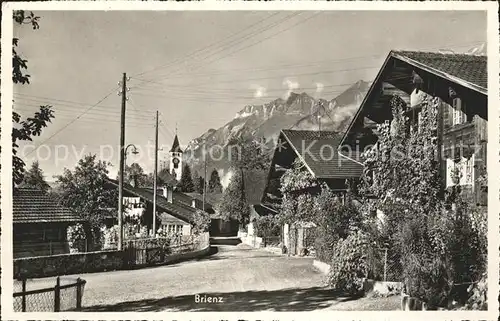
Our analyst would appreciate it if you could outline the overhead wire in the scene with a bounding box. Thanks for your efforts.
[131,12,317,87]
[24,86,119,156]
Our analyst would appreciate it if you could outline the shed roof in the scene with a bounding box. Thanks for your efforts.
[13,188,84,224]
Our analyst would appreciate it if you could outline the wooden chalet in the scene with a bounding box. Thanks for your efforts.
[261,129,364,212]
[340,50,487,205]
[13,188,85,258]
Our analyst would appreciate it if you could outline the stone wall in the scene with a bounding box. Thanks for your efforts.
[14,250,125,279]
[14,233,211,279]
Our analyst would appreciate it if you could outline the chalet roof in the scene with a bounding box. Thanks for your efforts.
[105,178,196,224]
[184,192,220,209]
[280,129,364,179]
[392,51,487,93]
[13,188,84,224]
[170,135,183,153]
[340,50,488,147]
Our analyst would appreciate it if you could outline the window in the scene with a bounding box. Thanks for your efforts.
[417,111,423,134]
[446,155,474,188]
[452,98,467,126]
[164,224,183,234]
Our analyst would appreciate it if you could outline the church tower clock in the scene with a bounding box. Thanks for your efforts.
[169,134,183,180]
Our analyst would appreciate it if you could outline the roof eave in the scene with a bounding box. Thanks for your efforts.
[280,130,317,178]
[390,52,487,95]
[338,51,394,148]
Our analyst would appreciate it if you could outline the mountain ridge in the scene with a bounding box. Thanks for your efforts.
[183,80,371,188]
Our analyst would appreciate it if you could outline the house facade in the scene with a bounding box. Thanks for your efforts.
[104,178,198,236]
[340,50,487,205]
[259,129,364,254]
[261,129,364,211]
[13,188,85,258]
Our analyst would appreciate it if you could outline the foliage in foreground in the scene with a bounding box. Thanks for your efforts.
[355,95,487,309]
[326,230,377,295]
[191,209,211,235]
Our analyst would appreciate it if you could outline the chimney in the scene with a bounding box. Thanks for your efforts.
[130,175,137,188]
[162,186,173,203]
[191,199,196,208]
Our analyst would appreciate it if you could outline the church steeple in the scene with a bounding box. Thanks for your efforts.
[170,134,183,153]
[169,132,183,181]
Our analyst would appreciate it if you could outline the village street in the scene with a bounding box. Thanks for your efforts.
[64,244,398,311]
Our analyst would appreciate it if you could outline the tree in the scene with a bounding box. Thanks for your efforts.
[218,170,250,226]
[54,154,117,247]
[192,170,205,194]
[121,163,147,187]
[228,136,269,172]
[194,175,206,195]
[19,161,50,192]
[208,169,223,194]
[177,164,195,192]
[9,11,55,185]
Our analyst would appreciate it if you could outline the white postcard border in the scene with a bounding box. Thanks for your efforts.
[1,1,499,320]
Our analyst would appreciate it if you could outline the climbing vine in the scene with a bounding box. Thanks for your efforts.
[356,95,487,309]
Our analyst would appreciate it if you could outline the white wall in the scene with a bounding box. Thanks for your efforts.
[182,224,191,235]
[247,221,255,236]
[283,223,289,249]
[410,88,427,107]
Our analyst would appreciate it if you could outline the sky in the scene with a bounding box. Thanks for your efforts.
[13,10,486,179]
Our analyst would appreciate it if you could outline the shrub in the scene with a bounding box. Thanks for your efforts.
[191,209,211,235]
[460,272,487,310]
[254,215,280,239]
[326,230,376,295]
[102,225,119,250]
[67,223,87,253]
[314,187,364,263]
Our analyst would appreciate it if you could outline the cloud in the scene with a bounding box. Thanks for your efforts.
[283,78,300,99]
[251,85,267,98]
[315,82,324,94]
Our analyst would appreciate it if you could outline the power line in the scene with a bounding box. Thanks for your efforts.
[131,12,282,79]
[131,12,307,87]
[155,12,319,80]
[135,65,378,91]
[14,101,156,121]
[13,93,156,115]
[133,39,484,88]
[24,87,118,156]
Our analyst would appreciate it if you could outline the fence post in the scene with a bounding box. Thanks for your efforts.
[76,278,82,310]
[383,248,388,282]
[21,279,26,312]
[54,276,61,312]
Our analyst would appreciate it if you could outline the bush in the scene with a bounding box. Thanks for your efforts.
[397,202,487,309]
[460,272,487,310]
[326,230,376,295]
[191,209,211,235]
[67,223,86,253]
[314,188,364,263]
[254,215,280,239]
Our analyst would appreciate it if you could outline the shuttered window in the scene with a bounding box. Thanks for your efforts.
[446,155,474,188]
[452,98,467,126]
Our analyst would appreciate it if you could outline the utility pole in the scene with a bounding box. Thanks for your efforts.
[317,101,322,133]
[152,110,159,237]
[202,156,207,212]
[118,73,127,251]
